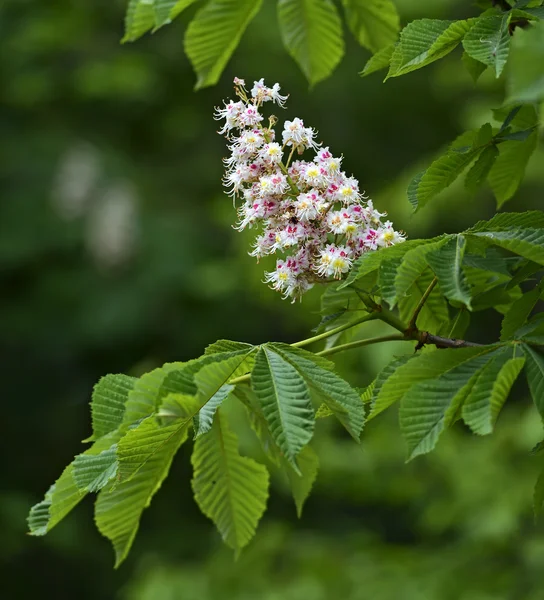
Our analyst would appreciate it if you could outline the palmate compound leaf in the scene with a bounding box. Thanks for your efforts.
[342,0,400,53]
[461,347,525,435]
[251,345,315,468]
[500,286,542,341]
[119,351,255,482]
[192,410,269,553]
[468,211,544,232]
[277,0,344,87]
[399,347,509,459]
[425,235,472,309]
[523,344,544,417]
[386,19,473,79]
[462,14,511,77]
[269,343,365,440]
[470,228,544,266]
[184,0,263,89]
[90,374,137,441]
[95,420,190,567]
[372,346,498,426]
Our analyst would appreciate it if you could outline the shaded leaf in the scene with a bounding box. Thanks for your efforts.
[284,445,319,517]
[342,0,400,53]
[360,44,395,77]
[462,15,511,77]
[500,286,541,340]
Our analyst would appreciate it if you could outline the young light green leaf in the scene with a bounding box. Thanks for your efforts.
[462,15,511,77]
[500,286,541,340]
[471,228,544,265]
[154,0,198,29]
[507,20,544,104]
[462,51,487,81]
[192,410,269,553]
[465,145,499,192]
[205,340,254,355]
[426,235,472,308]
[360,44,395,77]
[251,346,314,467]
[90,374,136,441]
[270,344,365,440]
[462,349,525,435]
[123,0,156,42]
[184,0,263,89]
[342,0,400,53]
[400,351,498,459]
[72,446,118,493]
[368,355,414,420]
[487,133,538,208]
[95,422,188,567]
[278,0,344,86]
[387,19,473,79]
[283,445,319,518]
[523,344,544,416]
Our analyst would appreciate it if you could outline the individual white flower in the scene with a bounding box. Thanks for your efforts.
[327,210,353,235]
[259,142,283,164]
[282,118,306,147]
[214,100,245,134]
[240,105,263,127]
[301,162,326,188]
[269,83,288,107]
[239,130,264,153]
[377,222,405,247]
[294,190,322,221]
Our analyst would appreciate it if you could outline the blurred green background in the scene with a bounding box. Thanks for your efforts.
[3,0,544,598]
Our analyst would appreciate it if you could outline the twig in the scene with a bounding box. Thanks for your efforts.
[415,331,482,350]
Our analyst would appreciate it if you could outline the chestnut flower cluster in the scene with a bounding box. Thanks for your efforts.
[215,77,405,301]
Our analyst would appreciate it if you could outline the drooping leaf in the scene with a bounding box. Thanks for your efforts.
[386,19,473,79]
[523,344,544,416]
[379,256,404,308]
[487,132,538,207]
[462,348,525,435]
[283,445,319,517]
[462,50,487,81]
[123,0,156,42]
[368,355,414,420]
[154,0,198,29]
[277,0,344,86]
[400,351,500,459]
[395,239,447,300]
[95,422,189,567]
[500,286,542,340]
[471,228,544,265]
[271,344,365,440]
[192,410,269,553]
[342,0,400,53]
[90,374,136,441]
[462,15,511,77]
[469,211,544,232]
[184,0,264,89]
[506,20,544,104]
[426,235,472,308]
[251,345,314,467]
[360,44,395,77]
[205,340,255,355]
[72,446,118,493]
[464,145,499,192]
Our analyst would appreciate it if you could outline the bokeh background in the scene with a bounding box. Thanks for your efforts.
[3,0,544,598]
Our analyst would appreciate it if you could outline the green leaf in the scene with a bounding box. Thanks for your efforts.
[462,349,525,435]
[342,0,400,53]
[379,256,403,308]
[368,355,414,420]
[271,344,365,440]
[488,132,538,207]
[507,20,544,104]
[426,235,472,308]
[465,145,499,192]
[469,211,544,232]
[205,340,254,355]
[360,44,395,77]
[408,142,481,211]
[154,0,198,29]
[500,286,541,340]
[251,346,314,467]
[462,15,511,77]
[386,19,473,79]
[471,228,544,265]
[284,445,319,517]
[395,238,446,300]
[192,410,269,552]
[184,0,263,89]
[90,374,136,441]
[373,346,497,414]
[123,0,156,42]
[72,446,118,493]
[95,422,188,567]
[400,350,500,459]
[534,468,544,520]
[462,50,487,81]
[277,0,344,86]
[523,344,544,416]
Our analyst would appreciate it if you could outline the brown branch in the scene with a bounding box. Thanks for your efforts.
[415,331,483,351]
